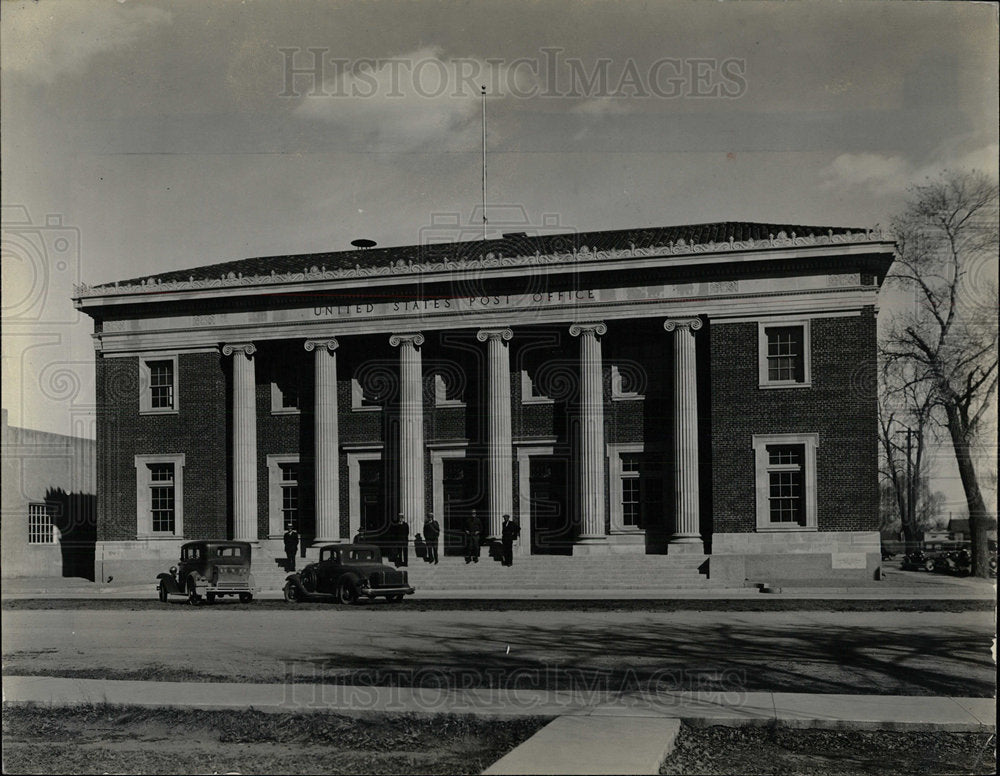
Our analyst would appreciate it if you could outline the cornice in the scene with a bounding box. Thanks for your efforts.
[74,228,891,302]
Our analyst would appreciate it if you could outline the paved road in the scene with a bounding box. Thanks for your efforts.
[3,608,994,697]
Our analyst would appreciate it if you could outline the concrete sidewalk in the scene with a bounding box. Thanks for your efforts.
[4,676,995,732]
[2,574,995,601]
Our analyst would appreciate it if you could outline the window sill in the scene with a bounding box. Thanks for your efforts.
[435,401,466,408]
[351,405,383,412]
[136,534,184,540]
[27,542,57,548]
[754,525,818,532]
[612,394,645,402]
[522,397,554,405]
[139,408,179,416]
[271,407,301,415]
[609,527,644,534]
[758,382,812,390]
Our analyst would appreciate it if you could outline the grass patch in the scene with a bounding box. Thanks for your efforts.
[659,723,996,775]
[3,703,549,775]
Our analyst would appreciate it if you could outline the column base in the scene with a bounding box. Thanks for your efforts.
[574,537,610,556]
[668,535,705,554]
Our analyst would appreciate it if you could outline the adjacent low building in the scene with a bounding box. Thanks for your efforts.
[73,221,895,583]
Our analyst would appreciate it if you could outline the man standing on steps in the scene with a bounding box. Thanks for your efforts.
[501,513,519,567]
[283,525,299,571]
[392,513,410,567]
[423,513,440,565]
[465,510,483,564]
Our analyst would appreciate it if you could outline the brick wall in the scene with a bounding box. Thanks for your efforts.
[97,352,227,541]
[710,311,879,534]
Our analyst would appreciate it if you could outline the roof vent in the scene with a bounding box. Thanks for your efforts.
[501,232,527,239]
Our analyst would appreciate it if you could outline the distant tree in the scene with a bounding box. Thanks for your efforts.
[882,170,999,576]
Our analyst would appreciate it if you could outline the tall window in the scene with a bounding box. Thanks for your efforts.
[766,445,804,525]
[608,445,662,531]
[140,355,179,413]
[280,462,300,530]
[620,453,642,527]
[135,454,185,537]
[149,462,176,533]
[28,503,55,544]
[758,321,810,388]
[352,377,383,410]
[752,433,818,530]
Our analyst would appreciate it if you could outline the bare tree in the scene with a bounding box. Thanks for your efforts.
[882,170,999,577]
[878,364,936,546]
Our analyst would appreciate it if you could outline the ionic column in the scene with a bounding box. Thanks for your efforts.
[664,318,704,552]
[569,322,607,544]
[389,332,425,537]
[304,338,340,542]
[477,327,514,540]
[223,343,258,541]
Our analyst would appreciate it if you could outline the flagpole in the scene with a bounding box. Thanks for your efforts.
[481,84,487,241]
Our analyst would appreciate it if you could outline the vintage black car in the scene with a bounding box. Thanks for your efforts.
[283,543,415,604]
[157,540,255,604]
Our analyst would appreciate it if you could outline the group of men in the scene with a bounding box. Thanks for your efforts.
[284,509,523,569]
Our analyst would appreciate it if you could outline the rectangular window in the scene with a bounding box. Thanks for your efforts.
[149,462,176,533]
[434,373,465,405]
[148,361,174,409]
[352,377,383,410]
[140,355,179,414]
[753,434,818,530]
[621,453,641,527]
[280,462,300,531]
[758,321,811,388]
[611,364,645,400]
[28,504,55,544]
[135,454,185,538]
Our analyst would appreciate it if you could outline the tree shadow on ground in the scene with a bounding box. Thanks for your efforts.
[289,619,995,697]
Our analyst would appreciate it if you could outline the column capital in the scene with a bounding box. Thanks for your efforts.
[663,318,704,333]
[222,342,256,357]
[569,321,607,338]
[476,327,513,343]
[389,332,425,348]
[304,337,339,353]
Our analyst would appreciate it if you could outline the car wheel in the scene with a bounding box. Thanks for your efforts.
[158,584,168,603]
[300,569,318,594]
[924,559,936,572]
[187,579,202,606]
[205,592,216,604]
[283,582,302,603]
[239,592,253,603]
[336,580,358,605]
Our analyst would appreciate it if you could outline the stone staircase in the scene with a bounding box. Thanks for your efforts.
[249,542,725,592]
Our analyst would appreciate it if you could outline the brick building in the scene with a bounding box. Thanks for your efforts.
[74,222,895,583]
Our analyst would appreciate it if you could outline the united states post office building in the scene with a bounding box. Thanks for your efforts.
[74,222,895,583]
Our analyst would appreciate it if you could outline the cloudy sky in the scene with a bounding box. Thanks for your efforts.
[2,0,997,508]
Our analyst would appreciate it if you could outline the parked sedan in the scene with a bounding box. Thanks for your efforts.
[157,540,255,604]
[283,543,415,604]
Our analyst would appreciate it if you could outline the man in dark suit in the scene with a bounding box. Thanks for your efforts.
[465,510,483,564]
[501,514,519,567]
[283,526,299,571]
[423,513,441,564]
[393,513,409,567]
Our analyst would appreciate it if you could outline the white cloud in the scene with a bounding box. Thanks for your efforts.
[293,47,533,153]
[1,1,173,83]
[821,144,999,195]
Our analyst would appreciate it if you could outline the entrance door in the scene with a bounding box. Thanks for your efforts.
[529,456,572,554]
[442,458,479,556]
[358,459,387,546]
